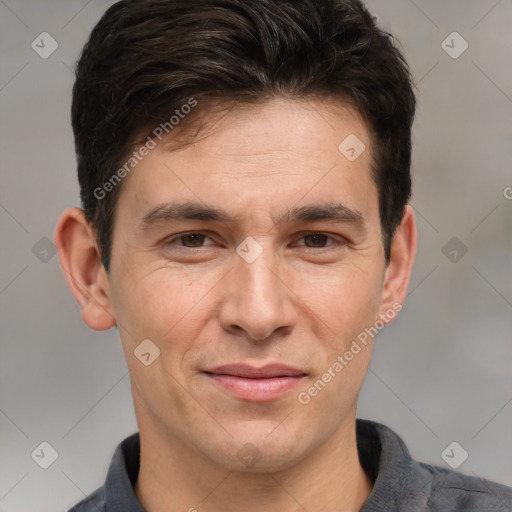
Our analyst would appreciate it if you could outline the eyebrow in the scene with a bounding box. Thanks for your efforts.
[276,203,364,227]
[139,201,365,231]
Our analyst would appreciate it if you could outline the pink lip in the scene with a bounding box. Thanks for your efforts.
[204,364,306,401]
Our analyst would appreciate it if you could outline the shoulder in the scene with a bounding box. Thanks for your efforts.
[66,432,140,511]
[357,419,512,512]
[420,461,512,511]
[67,485,106,512]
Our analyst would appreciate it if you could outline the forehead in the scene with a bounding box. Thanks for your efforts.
[172,97,372,162]
[115,97,378,227]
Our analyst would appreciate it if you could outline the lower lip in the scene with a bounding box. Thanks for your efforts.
[206,374,305,401]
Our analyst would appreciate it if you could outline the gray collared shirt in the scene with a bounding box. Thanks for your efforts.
[67,419,512,511]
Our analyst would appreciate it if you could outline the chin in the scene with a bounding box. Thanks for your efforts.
[208,434,311,473]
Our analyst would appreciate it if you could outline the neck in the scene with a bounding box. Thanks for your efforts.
[134,414,372,512]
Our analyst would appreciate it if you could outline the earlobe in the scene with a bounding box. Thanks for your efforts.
[379,205,417,322]
[54,207,116,331]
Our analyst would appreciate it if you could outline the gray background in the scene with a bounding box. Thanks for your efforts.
[1,0,511,510]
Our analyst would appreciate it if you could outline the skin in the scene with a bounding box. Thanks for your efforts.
[55,97,416,512]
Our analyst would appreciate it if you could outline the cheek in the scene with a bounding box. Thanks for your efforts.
[115,268,221,354]
[295,263,384,344]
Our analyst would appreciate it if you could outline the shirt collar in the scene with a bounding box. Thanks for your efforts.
[104,431,145,512]
[358,419,432,511]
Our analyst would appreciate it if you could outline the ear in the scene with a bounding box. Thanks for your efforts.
[378,205,417,322]
[54,207,116,330]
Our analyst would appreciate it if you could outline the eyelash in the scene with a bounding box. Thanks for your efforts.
[165,232,346,249]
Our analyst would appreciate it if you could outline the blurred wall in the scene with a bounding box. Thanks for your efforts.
[0,1,511,510]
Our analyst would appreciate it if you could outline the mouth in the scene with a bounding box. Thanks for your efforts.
[203,364,307,402]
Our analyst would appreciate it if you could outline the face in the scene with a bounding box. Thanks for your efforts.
[100,98,406,471]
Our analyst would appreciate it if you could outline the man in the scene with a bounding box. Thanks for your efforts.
[55,0,512,510]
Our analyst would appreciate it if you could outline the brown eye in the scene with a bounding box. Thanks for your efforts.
[178,233,206,247]
[303,234,330,247]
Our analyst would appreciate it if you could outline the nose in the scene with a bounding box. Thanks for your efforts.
[218,245,298,342]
